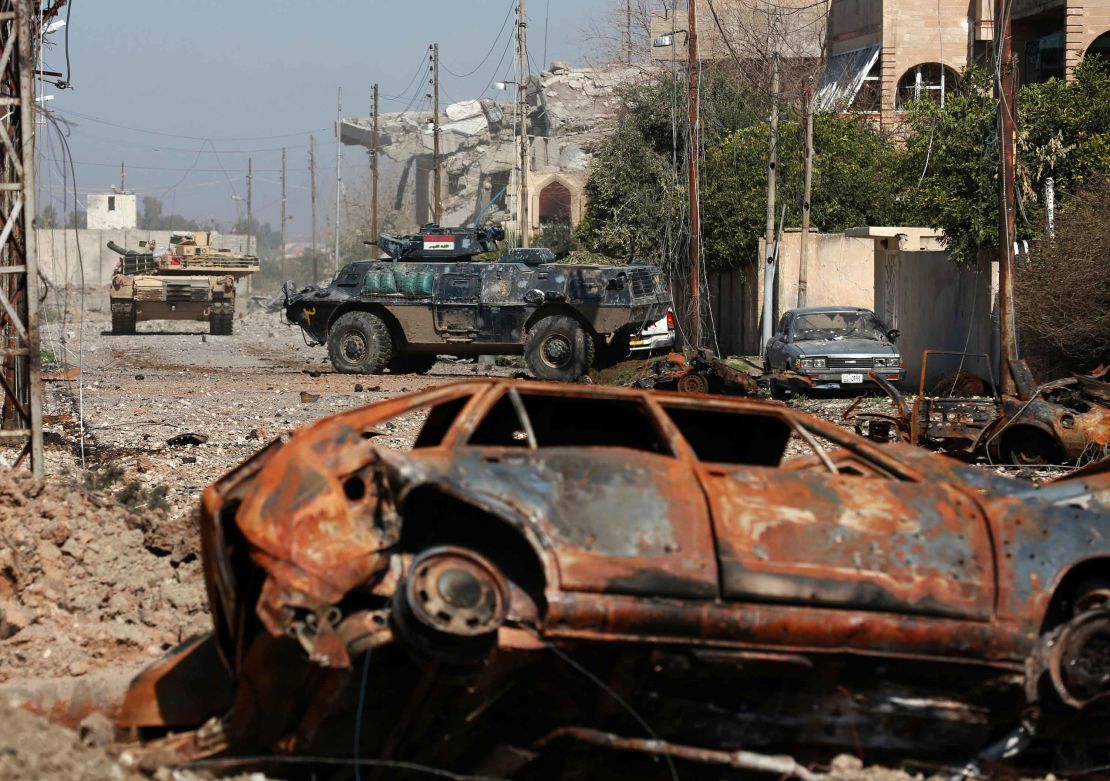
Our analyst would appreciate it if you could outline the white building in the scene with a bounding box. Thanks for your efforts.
[86,192,137,230]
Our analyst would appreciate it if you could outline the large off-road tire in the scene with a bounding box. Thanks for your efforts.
[111,306,136,335]
[388,354,437,375]
[327,311,393,374]
[524,315,592,382]
[209,311,234,336]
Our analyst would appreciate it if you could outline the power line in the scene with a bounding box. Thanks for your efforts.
[57,109,331,141]
[442,0,516,78]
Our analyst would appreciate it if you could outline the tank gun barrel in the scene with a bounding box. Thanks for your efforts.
[107,241,149,257]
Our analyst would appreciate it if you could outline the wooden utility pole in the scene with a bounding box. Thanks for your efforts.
[761,51,781,351]
[518,0,531,247]
[431,44,442,224]
[335,86,343,272]
[372,83,380,241]
[995,0,1018,395]
[310,135,318,283]
[797,81,814,309]
[246,157,253,295]
[280,146,287,280]
[688,0,701,349]
[625,0,633,64]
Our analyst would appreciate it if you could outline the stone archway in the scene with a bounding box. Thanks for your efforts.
[1088,31,1110,60]
[538,180,572,223]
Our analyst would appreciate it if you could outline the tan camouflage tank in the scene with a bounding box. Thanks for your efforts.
[108,232,258,336]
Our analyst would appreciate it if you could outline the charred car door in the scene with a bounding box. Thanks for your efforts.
[660,401,996,622]
[456,388,718,599]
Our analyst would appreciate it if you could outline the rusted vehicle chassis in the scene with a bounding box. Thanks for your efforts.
[848,353,1110,465]
[120,381,1110,775]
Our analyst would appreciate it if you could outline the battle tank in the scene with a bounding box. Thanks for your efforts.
[109,232,259,336]
[283,223,672,380]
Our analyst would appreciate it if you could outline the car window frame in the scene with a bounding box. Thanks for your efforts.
[456,385,681,458]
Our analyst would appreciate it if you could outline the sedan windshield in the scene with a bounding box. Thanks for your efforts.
[791,311,887,342]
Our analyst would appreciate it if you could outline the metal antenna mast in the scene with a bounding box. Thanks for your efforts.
[309,135,318,283]
[280,146,287,280]
[0,0,43,475]
[334,86,342,272]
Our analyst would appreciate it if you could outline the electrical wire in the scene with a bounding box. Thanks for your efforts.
[57,109,331,142]
[442,0,516,78]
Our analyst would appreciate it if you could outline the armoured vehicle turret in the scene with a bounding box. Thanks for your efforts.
[109,233,259,336]
[282,223,671,381]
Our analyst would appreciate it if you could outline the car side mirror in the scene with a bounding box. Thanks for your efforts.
[887,329,900,340]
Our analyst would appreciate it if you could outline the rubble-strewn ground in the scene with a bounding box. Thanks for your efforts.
[0,302,1070,779]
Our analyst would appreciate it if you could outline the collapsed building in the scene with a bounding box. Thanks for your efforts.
[339,63,643,236]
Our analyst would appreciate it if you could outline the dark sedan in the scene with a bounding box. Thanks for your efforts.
[765,306,904,397]
[120,380,1110,777]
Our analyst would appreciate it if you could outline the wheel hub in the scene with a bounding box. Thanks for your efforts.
[677,372,709,394]
[342,332,367,361]
[541,334,573,369]
[405,547,507,637]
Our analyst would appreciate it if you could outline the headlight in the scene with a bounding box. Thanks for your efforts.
[875,356,901,367]
[797,358,827,370]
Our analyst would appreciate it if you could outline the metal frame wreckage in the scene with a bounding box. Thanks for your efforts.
[116,379,1110,779]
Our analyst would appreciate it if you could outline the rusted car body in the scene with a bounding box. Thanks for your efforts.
[847,352,1110,466]
[631,348,759,395]
[121,380,1110,777]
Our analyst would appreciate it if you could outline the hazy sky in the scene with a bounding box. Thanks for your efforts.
[41,0,600,240]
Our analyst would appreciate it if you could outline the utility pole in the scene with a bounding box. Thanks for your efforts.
[120,161,125,192]
[335,86,343,273]
[246,157,254,295]
[797,80,814,309]
[280,147,287,281]
[688,0,702,349]
[761,51,781,352]
[431,44,442,224]
[625,0,633,65]
[995,0,1018,395]
[309,135,318,283]
[518,0,531,247]
[372,83,380,241]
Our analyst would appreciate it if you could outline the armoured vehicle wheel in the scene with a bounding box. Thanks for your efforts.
[327,311,393,374]
[209,313,234,336]
[389,354,437,375]
[111,307,136,335]
[524,315,591,382]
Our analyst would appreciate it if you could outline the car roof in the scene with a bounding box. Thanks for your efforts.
[785,306,876,316]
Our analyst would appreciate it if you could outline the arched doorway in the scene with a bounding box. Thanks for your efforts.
[895,63,960,109]
[538,180,572,223]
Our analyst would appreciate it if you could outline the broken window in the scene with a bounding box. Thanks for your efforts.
[895,63,960,110]
[469,390,671,454]
[816,44,881,112]
[661,406,791,465]
[413,395,472,448]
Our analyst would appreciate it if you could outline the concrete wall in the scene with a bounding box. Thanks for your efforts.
[36,229,253,289]
[87,193,137,230]
[1067,1,1110,71]
[873,245,995,390]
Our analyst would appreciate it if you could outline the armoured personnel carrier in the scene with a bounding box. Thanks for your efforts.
[109,233,259,336]
[283,224,671,381]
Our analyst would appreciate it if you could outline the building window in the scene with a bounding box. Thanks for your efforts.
[1089,31,1110,61]
[895,64,959,110]
[538,180,572,223]
[107,196,116,211]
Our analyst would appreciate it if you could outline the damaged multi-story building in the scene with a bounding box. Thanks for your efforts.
[819,0,1110,123]
[339,63,643,238]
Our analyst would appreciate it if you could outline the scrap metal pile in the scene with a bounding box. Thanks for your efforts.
[115,379,1110,779]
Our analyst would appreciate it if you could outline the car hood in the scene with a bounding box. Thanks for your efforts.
[793,338,895,356]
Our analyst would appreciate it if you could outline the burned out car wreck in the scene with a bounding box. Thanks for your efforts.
[121,380,1110,779]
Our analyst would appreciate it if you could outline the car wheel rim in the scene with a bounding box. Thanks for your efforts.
[405,548,506,637]
[342,331,367,362]
[540,334,573,369]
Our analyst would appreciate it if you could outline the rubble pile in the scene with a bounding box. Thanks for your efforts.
[0,471,208,682]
